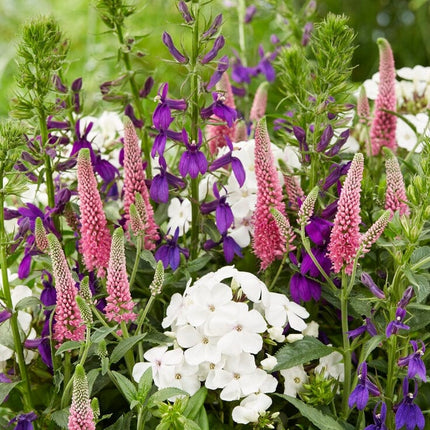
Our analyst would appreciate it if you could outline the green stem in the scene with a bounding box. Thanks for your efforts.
[237,0,247,66]
[385,335,397,428]
[64,351,72,388]
[129,236,142,290]
[120,321,135,376]
[340,270,352,420]
[114,21,152,177]
[91,306,122,341]
[269,254,287,290]
[137,406,146,430]
[0,173,34,413]
[137,295,155,362]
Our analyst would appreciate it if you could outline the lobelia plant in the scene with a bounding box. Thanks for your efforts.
[0,1,429,430]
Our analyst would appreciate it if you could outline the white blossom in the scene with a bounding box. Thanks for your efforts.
[280,365,308,397]
[167,198,192,237]
[232,393,272,424]
[314,351,344,382]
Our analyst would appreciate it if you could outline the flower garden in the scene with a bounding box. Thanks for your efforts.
[0,0,429,429]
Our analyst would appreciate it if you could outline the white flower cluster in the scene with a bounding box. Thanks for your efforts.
[132,266,310,424]
[362,65,430,152]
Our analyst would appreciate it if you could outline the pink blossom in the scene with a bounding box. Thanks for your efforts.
[252,118,291,270]
[123,121,159,250]
[360,210,391,255]
[284,173,304,211]
[206,73,236,154]
[68,364,95,430]
[384,150,410,216]
[77,148,111,277]
[250,82,268,123]
[370,38,397,155]
[105,228,136,324]
[327,153,364,274]
[47,234,85,346]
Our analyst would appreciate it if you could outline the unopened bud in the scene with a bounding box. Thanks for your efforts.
[150,261,164,296]
[35,217,48,251]
[413,175,424,194]
[79,276,93,303]
[270,207,296,251]
[76,295,93,325]
[297,186,319,226]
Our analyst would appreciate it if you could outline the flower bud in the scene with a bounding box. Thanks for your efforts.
[78,276,93,303]
[162,32,188,63]
[200,35,225,64]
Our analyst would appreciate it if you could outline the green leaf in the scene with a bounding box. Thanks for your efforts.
[110,334,146,364]
[361,334,385,362]
[55,341,82,355]
[183,387,208,420]
[273,337,333,371]
[410,246,430,270]
[50,408,70,429]
[404,269,430,302]
[87,368,100,396]
[14,296,41,310]
[196,406,209,430]
[276,394,345,430]
[140,249,157,268]
[148,387,188,408]
[187,255,212,273]
[183,418,202,430]
[137,367,153,403]
[110,371,137,404]
[0,381,20,403]
[105,412,132,430]
[91,326,118,343]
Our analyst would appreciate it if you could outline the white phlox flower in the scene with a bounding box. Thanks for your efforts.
[158,359,200,397]
[167,197,192,237]
[260,354,277,371]
[314,350,345,382]
[280,365,308,397]
[302,321,319,338]
[232,393,273,424]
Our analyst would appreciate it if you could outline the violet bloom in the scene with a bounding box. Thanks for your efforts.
[395,379,425,430]
[154,83,187,112]
[207,55,229,90]
[200,92,237,127]
[348,362,380,410]
[201,35,225,64]
[398,341,426,382]
[139,76,154,98]
[305,217,333,246]
[150,156,185,203]
[202,13,222,39]
[293,126,310,163]
[316,125,333,152]
[386,307,410,338]
[325,129,350,157]
[364,402,387,430]
[289,252,322,303]
[320,162,351,192]
[301,22,313,46]
[178,1,193,23]
[361,272,385,299]
[125,104,143,128]
[244,5,257,23]
[347,317,377,339]
[255,44,276,82]
[8,412,37,430]
[200,183,233,234]
[209,136,245,187]
[162,32,188,63]
[398,286,414,308]
[155,228,189,271]
[179,129,208,178]
[71,77,83,113]
[204,233,243,263]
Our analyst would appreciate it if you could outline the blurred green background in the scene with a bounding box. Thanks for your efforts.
[1,0,429,119]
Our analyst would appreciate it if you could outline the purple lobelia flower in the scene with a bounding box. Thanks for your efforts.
[200,183,233,234]
[289,252,322,303]
[179,129,208,178]
[348,362,380,410]
[0,309,12,323]
[209,136,245,187]
[255,44,277,82]
[386,307,410,338]
[316,125,333,152]
[154,83,187,112]
[201,35,225,64]
[398,341,427,382]
[178,1,193,23]
[207,55,229,90]
[8,412,37,430]
[125,104,143,128]
[150,156,185,204]
[364,402,388,430]
[71,77,83,113]
[305,217,333,247]
[361,272,386,299]
[204,233,243,263]
[347,317,377,339]
[139,76,154,98]
[320,162,351,191]
[398,286,414,308]
[200,92,237,127]
[325,129,350,157]
[301,22,313,46]
[293,126,310,163]
[395,379,425,430]
[244,5,257,23]
[155,227,189,271]
[202,13,222,39]
[162,32,188,63]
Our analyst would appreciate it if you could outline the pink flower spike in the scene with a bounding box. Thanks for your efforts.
[34,217,48,251]
[384,148,410,216]
[360,210,391,255]
[357,86,370,126]
[327,153,364,274]
[47,234,85,346]
[283,173,304,211]
[105,228,136,324]
[68,364,95,430]
[123,121,159,249]
[250,82,268,123]
[206,73,236,154]
[370,38,397,156]
[77,148,111,277]
[252,117,290,270]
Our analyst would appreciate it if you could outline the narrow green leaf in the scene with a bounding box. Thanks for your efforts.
[15,296,41,310]
[0,381,20,403]
[137,367,153,403]
[183,418,202,430]
[273,336,333,371]
[110,371,137,404]
[187,255,212,273]
[91,326,118,343]
[196,406,209,430]
[55,341,82,355]
[87,368,100,397]
[276,394,345,430]
[183,387,208,420]
[110,334,146,364]
[148,387,188,408]
[361,334,385,362]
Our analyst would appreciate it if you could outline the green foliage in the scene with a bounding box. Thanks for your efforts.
[0,120,26,173]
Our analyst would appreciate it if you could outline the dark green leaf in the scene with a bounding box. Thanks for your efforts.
[274,337,333,371]
[361,334,385,362]
[110,334,146,364]
[91,326,118,343]
[404,269,430,302]
[276,394,345,430]
[183,387,207,420]
[148,387,188,408]
[87,368,100,396]
[137,367,153,403]
[110,371,137,404]
[410,246,430,270]
[105,412,132,430]
[50,408,70,429]
[0,381,20,403]
[55,341,82,355]
[187,255,212,273]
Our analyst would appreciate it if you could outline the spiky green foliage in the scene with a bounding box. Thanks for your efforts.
[0,119,26,172]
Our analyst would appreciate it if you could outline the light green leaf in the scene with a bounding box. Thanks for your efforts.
[273,336,333,371]
[50,408,70,429]
[410,246,430,270]
[110,371,137,404]
[15,296,41,310]
[110,334,146,364]
[148,387,188,408]
[361,334,385,362]
[0,381,20,403]
[55,341,82,355]
[183,387,207,420]
[91,326,117,343]
[137,367,153,403]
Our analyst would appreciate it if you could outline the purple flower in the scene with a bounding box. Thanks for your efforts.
[178,1,193,23]
[300,248,331,278]
[209,136,245,187]
[202,14,222,39]
[255,44,276,82]
[347,317,377,339]
[316,125,333,152]
[231,55,255,84]
[244,5,257,23]
[200,183,233,234]
[53,75,67,93]
[398,341,426,382]
[398,286,414,308]
[301,22,313,46]
[289,273,321,303]
[320,162,351,191]
[139,76,154,98]
[364,402,388,430]
[361,273,385,299]
[70,120,96,162]
[125,104,143,128]
[154,83,187,111]
[348,362,380,410]
[201,35,225,64]
[155,228,189,271]
[200,92,237,127]
[325,129,350,157]
[150,157,185,203]
[0,309,12,323]
[395,379,425,430]
[8,412,37,430]
[162,32,188,63]
[204,233,243,263]
[207,55,229,90]
[305,217,333,246]
[293,126,310,163]
[179,129,208,178]
[386,307,410,338]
